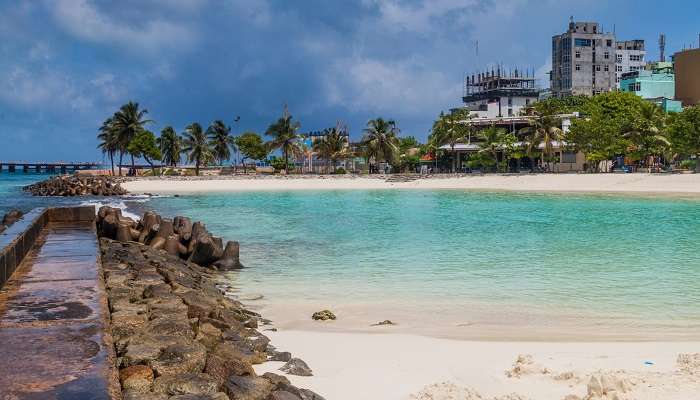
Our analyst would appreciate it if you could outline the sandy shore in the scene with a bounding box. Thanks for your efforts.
[255,330,700,400]
[123,173,700,196]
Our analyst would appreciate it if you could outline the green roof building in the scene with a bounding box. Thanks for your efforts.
[620,62,682,112]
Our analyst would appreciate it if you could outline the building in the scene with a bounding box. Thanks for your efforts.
[674,48,700,106]
[462,68,539,119]
[619,62,682,112]
[438,114,586,172]
[551,19,617,97]
[615,40,646,87]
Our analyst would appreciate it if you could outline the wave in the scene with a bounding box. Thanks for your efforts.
[79,197,144,221]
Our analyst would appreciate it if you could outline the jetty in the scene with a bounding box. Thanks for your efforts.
[0,162,101,174]
[0,206,120,399]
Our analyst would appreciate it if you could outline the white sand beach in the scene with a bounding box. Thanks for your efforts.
[123,173,700,196]
[255,330,700,400]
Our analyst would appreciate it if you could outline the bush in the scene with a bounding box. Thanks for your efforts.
[269,157,289,172]
[334,167,347,174]
[680,159,697,170]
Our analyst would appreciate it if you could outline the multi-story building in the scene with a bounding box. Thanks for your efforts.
[462,68,539,118]
[615,40,646,87]
[620,62,682,113]
[673,48,700,106]
[551,19,617,97]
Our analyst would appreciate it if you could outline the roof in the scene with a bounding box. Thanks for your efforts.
[440,141,569,152]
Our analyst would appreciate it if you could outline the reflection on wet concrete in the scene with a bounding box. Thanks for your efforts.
[0,220,118,399]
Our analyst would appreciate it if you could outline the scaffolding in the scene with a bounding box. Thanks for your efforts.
[463,67,539,103]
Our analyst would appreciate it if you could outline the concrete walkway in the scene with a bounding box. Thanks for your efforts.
[0,220,118,399]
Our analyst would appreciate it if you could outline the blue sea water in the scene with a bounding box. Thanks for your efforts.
[142,190,700,338]
[3,173,700,338]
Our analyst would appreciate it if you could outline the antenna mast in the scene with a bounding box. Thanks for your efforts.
[659,33,666,62]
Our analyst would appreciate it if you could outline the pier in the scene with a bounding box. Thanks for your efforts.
[0,206,119,399]
[0,162,101,174]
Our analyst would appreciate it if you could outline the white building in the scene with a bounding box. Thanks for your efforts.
[615,40,646,88]
[462,68,539,119]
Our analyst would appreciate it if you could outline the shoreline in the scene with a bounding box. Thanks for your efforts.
[121,173,700,198]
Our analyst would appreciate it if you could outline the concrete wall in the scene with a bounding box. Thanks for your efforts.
[0,206,95,288]
[675,49,700,106]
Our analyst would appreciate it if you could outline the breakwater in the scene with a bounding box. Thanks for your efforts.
[0,205,324,399]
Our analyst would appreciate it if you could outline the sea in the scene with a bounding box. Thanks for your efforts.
[3,172,700,339]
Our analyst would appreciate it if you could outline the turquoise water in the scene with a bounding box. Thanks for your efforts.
[0,173,60,215]
[144,190,700,336]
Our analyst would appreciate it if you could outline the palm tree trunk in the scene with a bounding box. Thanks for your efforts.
[118,151,124,176]
[195,159,200,176]
[131,153,135,170]
[109,152,115,176]
[283,147,289,174]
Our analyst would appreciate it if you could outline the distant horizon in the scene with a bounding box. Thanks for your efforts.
[1,0,699,161]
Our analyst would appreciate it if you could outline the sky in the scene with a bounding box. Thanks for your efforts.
[1,0,699,162]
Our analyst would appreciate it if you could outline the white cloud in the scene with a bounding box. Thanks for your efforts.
[0,67,91,111]
[49,0,197,53]
[323,57,459,116]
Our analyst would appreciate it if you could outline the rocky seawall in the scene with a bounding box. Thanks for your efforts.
[24,175,128,196]
[97,206,323,400]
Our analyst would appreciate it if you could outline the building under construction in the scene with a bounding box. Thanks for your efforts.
[462,67,539,118]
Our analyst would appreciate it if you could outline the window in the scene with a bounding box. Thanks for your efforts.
[507,97,513,106]
[525,99,531,105]
[562,152,577,163]
[606,39,613,47]
[596,65,601,72]
[604,65,609,72]
[574,38,592,47]
[616,54,622,63]
[575,51,581,58]
[616,65,623,72]
[508,108,513,117]
[575,64,581,71]
[629,54,642,62]
[604,51,610,59]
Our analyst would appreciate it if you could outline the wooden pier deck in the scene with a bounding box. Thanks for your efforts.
[0,162,100,173]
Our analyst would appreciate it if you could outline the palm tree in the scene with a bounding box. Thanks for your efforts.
[207,120,236,166]
[97,117,119,176]
[182,123,214,176]
[362,118,400,173]
[313,124,350,173]
[519,109,564,171]
[111,101,153,175]
[265,107,304,172]
[623,102,669,171]
[157,126,182,167]
[432,111,472,172]
[477,125,507,172]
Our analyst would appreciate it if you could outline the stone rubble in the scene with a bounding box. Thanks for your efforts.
[24,175,128,196]
[98,206,323,400]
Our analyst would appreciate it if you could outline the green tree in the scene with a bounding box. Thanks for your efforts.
[477,125,508,172]
[207,120,236,166]
[519,107,564,171]
[235,132,268,173]
[623,101,669,169]
[313,125,350,173]
[157,126,182,167]
[112,101,153,175]
[668,106,700,172]
[568,92,647,171]
[182,123,214,176]
[97,117,118,176]
[431,110,473,172]
[265,107,304,173]
[362,118,400,172]
[127,130,162,175]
